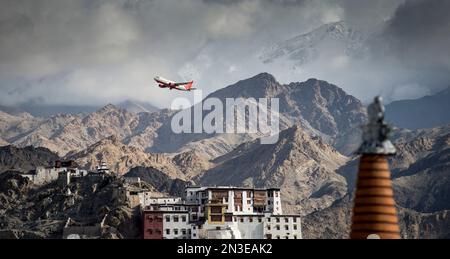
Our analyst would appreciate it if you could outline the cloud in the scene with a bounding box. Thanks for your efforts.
[381,0,450,70]
[0,0,448,107]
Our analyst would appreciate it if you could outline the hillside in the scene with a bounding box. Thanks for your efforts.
[386,87,450,129]
[199,126,349,215]
[0,145,60,173]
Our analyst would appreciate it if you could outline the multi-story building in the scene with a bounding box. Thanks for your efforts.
[142,198,192,239]
[142,186,302,239]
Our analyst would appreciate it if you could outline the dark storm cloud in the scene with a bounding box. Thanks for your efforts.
[382,0,450,70]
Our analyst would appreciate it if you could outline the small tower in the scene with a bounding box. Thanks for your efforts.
[350,96,401,239]
[96,161,110,174]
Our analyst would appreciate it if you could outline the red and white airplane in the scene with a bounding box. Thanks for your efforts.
[154,76,196,91]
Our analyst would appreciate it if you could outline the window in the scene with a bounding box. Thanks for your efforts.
[284,218,289,223]
[174,229,179,235]
[249,217,253,223]
[293,217,297,223]
[225,215,233,222]
[293,225,297,230]
[174,216,179,222]
[182,229,186,235]
[268,200,271,205]
[258,218,262,223]
[182,216,186,222]
[147,229,153,234]
[285,236,289,239]
[240,218,244,223]
[156,217,163,222]
[276,236,280,239]
[211,215,222,222]
[155,229,161,235]
[267,225,271,230]
[276,218,280,223]
[247,200,251,204]
[267,218,271,222]
[165,216,170,222]
[148,217,153,222]
[276,225,280,230]
[294,235,297,239]
[211,207,222,213]
[285,225,289,230]
[165,229,170,235]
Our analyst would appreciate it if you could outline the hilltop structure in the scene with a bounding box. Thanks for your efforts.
[142,186,302,239]
[350,97,401,239]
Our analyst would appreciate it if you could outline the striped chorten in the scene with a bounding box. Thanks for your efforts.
[350,96,401,239]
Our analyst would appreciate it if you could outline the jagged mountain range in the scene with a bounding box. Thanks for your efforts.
[0,73,367,159]
[0,100,159,118]
[1,72,449,238]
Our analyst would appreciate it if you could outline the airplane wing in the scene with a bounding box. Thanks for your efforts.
[173,81,193,86]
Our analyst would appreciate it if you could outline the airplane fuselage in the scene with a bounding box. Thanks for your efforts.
[154,76,176,89]
[154,76,195,91]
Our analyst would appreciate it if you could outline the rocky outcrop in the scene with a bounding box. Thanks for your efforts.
[124,166,188,197]
[0,145,60,173]
[0,138,8,147]
[172,150,213,178]
[0,171,142,239]
[67,135,186,179]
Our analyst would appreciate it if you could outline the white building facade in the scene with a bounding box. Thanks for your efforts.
[142,186,302,239]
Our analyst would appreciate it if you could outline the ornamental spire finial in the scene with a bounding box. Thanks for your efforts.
[357,96,396,155]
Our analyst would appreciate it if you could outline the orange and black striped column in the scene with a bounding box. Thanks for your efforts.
[350,96,400,239]
[350,154,400,239]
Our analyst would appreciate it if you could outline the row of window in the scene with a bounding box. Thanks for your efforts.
[267,224,299,231]
[267,235,299,239]
[165,228,191,235]
[146,215,163,222]
[233,217,299,223]
[165,215,188,222]
[267,217,298,223]
[145,214,190,223]
[146,229,162,235]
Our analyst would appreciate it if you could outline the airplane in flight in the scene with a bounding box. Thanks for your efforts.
[154,76,196,91]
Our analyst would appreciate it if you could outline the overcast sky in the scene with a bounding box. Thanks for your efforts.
[0,0,449,107]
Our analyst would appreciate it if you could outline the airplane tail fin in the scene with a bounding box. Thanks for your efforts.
[185,81,194,90]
